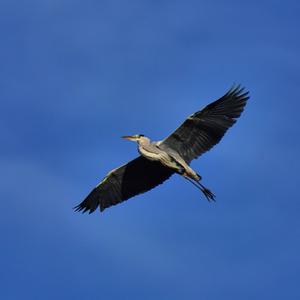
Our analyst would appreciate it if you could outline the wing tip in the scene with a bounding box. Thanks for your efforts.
[73,199,100,215]
[227,83,250,99]
[73,204,89,214]
[73,206,100,214]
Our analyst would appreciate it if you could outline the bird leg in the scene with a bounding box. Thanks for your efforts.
[184,176,216,202]
[198,182,216,202]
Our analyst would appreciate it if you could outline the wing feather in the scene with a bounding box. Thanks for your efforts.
[74,156,174,213]
[159,85,249,163]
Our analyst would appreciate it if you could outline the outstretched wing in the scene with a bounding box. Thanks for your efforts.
[74,156,174,213]
[159,85,249,163]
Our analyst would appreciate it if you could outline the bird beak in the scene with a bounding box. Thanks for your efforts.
[121,135,136,141]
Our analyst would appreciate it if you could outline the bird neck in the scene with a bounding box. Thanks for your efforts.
[137,136,151,147]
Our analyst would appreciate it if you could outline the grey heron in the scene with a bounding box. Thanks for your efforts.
[75,85,249,213]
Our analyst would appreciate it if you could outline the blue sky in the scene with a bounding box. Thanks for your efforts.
[1,0,300,299]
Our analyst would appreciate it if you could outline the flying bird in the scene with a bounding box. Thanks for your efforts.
[75,85,249,214]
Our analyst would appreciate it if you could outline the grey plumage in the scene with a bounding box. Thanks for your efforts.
[74,85,249,214]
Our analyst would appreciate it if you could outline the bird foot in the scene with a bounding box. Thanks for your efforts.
[200,186,216,202]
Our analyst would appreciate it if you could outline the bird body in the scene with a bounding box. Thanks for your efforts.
[136,136,200,181]
[75,85,249,214]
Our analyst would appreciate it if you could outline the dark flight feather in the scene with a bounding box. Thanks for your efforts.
[74,156,174,213]
[159,85,249,163]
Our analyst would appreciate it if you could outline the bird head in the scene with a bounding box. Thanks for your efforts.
[121,134,145,142]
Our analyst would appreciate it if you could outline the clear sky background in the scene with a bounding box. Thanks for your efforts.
[1,0,300,299]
